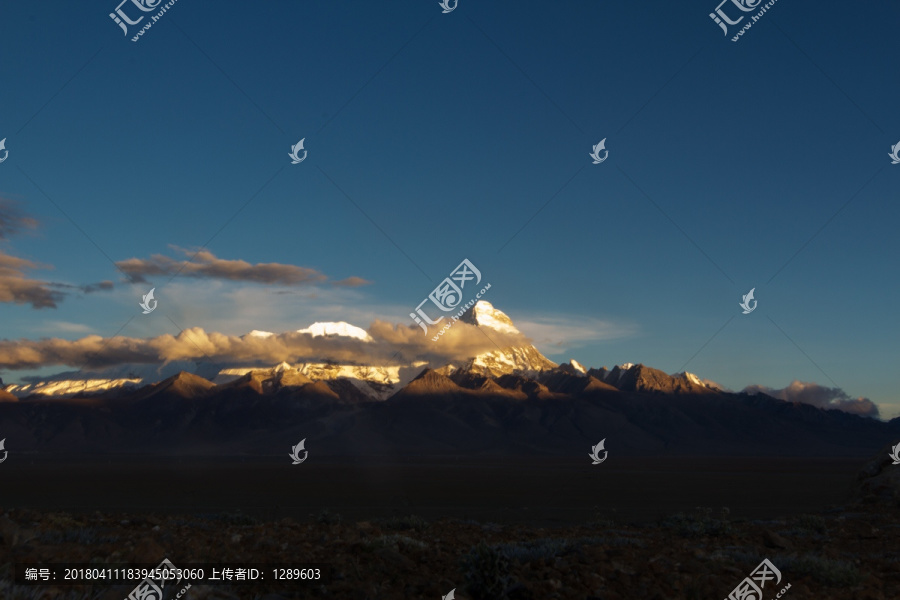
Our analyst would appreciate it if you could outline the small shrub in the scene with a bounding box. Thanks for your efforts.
[313,508,342,526]
[492,536,644,563]
[793,514,827,534]
[365,534,428,551]
[494,538,574,563]
[375,514,429,532]
[0,579,95,600]
[36,528,120,545]
[462,541,515,600]
[723,549,765,567]
[779,554,862,587]
[196,511,260,526]
[43,513,82,529]
[590,506,619,528]
[660,507,732,538]
[578,534,646,549]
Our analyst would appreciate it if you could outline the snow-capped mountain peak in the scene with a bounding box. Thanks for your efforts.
[678,371,702,386]
[672,371,724,391]
[448,301,556,377]
[461,301,520,335]
[297,321,371,341]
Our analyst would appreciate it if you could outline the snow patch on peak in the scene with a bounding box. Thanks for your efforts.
[465,345,557,378]
[570,359,587,374]
[672,371,702,385]
[6,378,142,399]
[464,301,520,335]
[610,363,636,384]
[297,321,371,341]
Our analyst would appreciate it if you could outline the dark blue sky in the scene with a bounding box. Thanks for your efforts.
[1,1,898,416]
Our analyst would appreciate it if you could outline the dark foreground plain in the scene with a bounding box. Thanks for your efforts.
[0,456,863,524]
[3,454,899,599]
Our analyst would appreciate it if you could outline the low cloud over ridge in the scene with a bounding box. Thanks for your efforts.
[0,319,529,371]
[744,380,879,418]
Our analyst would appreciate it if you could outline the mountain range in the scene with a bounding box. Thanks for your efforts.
[0,302,711,400]
[0,301,897,457]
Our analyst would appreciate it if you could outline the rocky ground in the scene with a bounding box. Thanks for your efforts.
[1,501,899,600]
[2,446,899,599]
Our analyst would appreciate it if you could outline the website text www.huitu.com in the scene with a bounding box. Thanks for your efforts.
[731,0,779,42]
[431,283,491,342]
[130,0,180,42]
